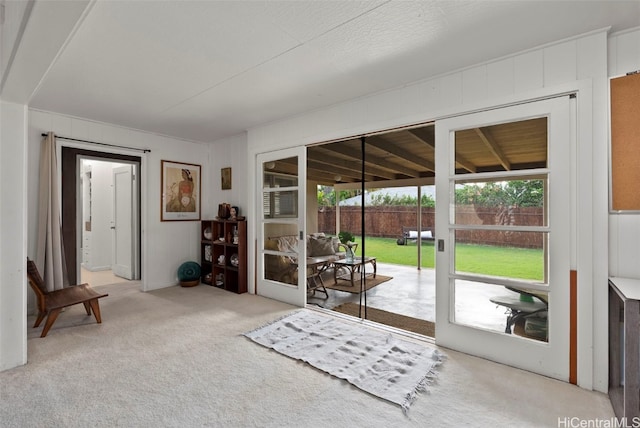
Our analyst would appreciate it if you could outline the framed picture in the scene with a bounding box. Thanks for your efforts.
[221,167,232,190]
[161,160,201,221]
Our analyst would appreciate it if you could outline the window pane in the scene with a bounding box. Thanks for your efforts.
[263,157,298,188]
[454,279,548,342]
[454,117,547,174]
[263,158,299,219]
[454,230,547,283]
[263,190,298,218]
[264,223,298,286]
[454,178,547,227]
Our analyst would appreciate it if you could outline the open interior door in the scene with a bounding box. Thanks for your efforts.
[256,147,307,306]
[112,165,135,280]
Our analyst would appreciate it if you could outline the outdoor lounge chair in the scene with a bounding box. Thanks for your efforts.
[26,258,108,337]
[397,227,434,245]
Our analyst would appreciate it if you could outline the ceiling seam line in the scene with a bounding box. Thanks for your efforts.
[157,43,303,114]
[0,0,35,94]
[158,1,392,115]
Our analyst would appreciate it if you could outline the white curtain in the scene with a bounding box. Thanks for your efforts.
[36,132,69,291]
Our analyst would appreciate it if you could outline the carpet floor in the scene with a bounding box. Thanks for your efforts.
[333,302,435,337]
[0,281,615,427]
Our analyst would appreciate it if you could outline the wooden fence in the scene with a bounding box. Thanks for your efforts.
[317,205,544,248]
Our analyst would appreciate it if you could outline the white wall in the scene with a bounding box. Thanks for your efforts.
[247,29,609,391]
[0,101,28,371]
[208,133,249,218]
[608,27,640,278]
[28,110,211,291]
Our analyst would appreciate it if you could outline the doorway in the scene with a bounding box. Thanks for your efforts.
[61,147,141,286]
[78,158,140,286]
[305,127,437,333]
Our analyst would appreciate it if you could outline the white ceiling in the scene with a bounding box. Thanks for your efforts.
[23,1,640,143]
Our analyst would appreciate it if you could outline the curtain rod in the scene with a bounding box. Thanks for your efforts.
[41,133,151,153]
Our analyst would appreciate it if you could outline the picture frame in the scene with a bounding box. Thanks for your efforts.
[161,160,201,221]
[221,167,232,190]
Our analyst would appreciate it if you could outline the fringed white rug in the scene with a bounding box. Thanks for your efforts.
[244,309,444,412]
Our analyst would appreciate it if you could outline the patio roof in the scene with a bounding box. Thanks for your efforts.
[265,118,548,186]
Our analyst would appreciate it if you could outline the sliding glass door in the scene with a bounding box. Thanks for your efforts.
[435,96,572,380]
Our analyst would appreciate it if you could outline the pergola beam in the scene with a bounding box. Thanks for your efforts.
[367,136,435,173]
[475,127,511,171]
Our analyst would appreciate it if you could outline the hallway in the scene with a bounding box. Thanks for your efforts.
[80,267,133,287]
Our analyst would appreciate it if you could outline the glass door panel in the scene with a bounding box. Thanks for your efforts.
[256,150,307,306]
[435,97,571,381]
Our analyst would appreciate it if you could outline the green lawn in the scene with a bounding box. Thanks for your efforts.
[353,236,435,267]
[353,236,544,281]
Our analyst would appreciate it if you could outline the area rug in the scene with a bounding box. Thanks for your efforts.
[243,309,443,412]
[324,274,392,293]
[333,302,435,337]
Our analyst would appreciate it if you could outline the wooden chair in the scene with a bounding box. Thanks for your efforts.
[26,259,108,337]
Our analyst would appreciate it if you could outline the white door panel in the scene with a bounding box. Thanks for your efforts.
[112,165,134,280]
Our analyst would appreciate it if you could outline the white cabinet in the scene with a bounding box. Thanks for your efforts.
[81,163,93,269]
[82,231,92,268]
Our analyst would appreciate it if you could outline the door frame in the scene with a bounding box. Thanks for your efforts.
[434,95,573,381]
[61,146,142,286]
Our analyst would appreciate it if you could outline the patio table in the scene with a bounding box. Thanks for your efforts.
[333,257,377,287]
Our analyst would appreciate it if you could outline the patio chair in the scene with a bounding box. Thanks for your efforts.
[490,287,548,338]
[26,258,108,337]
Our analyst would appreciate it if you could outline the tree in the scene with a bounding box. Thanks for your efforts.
[318,185,436,207]
[368,193,435,207]
[503,180,544,207]
[454,179,544,207]
[317,186,362,207]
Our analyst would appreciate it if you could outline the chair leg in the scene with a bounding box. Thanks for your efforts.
[40,309,62,338]
[33,312,46,328]
[83,301,92,315]
[88,299,103,324]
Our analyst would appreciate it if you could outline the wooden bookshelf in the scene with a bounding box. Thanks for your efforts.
[200,218,247,294]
